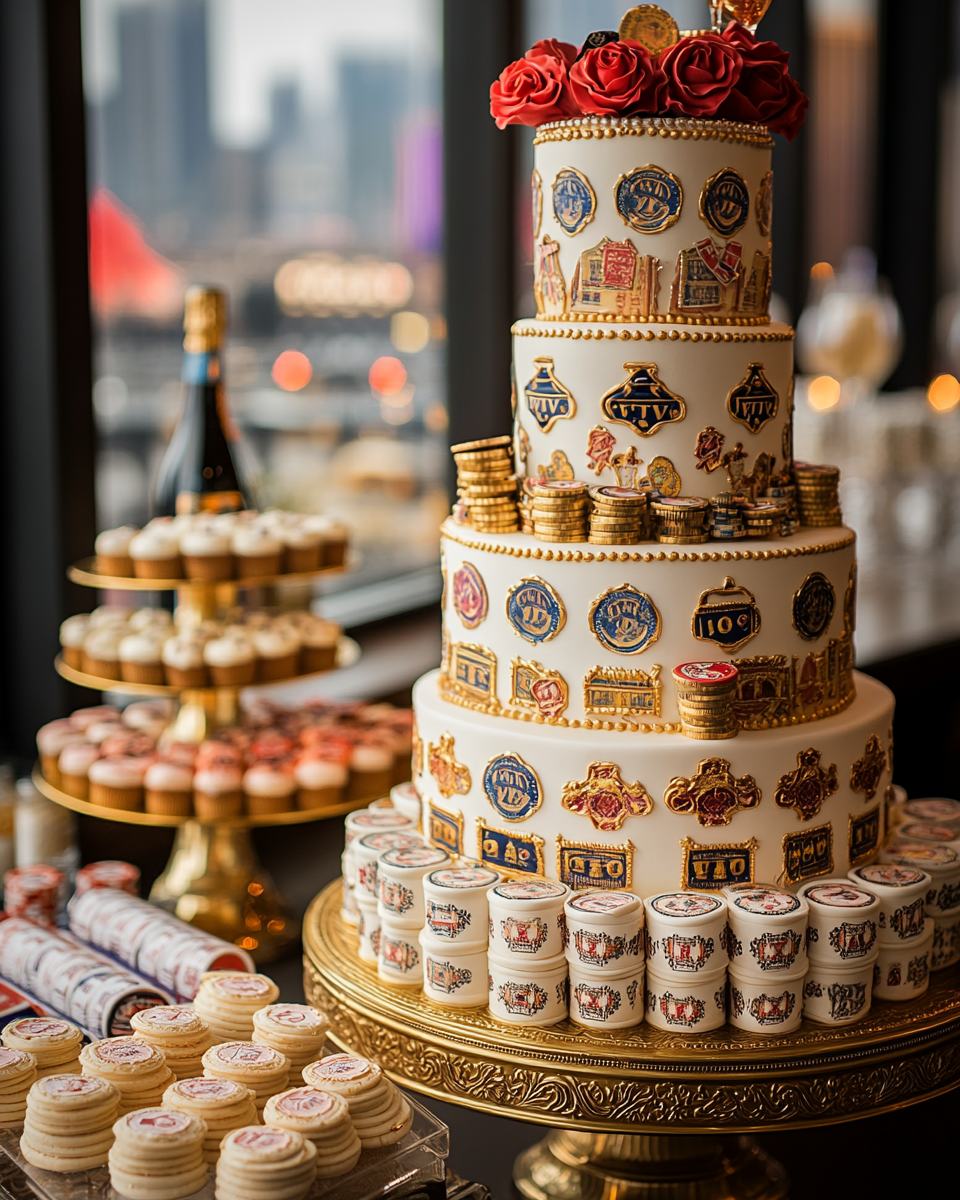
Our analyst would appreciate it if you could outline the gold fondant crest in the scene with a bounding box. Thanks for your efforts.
[561,763,654,832]
[427,733,471,799]
[850,734,887,803]
[664,758,760,827]
[774,748,838,823]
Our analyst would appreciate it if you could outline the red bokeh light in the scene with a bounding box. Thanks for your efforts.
[272,350,312,392]
[368,356,407,396]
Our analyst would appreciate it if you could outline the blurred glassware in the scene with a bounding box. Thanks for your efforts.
[797,247,903,402]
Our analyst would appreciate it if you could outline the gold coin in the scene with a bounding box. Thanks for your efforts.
[656,534,710,544]
[533,533,586,544]
[590,521,644,533]
[618,5,680,52]
[534,521,589,533]
[457,469,514,483]
[530,482,588,499]
[467,494,517,506]
[451,435,512,454]
[587,535,643,545]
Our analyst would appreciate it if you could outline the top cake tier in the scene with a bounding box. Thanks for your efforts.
[533,117,773,325]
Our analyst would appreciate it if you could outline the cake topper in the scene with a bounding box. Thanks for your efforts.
[618,6,680,54]
[575,31,619,61]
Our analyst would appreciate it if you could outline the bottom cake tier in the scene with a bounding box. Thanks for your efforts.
[412,669,894,895]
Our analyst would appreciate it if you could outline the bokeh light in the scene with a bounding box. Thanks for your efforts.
[810,262,835,281]
[271,350,312,392]
[928,374,960,412]
[369,356,408,396]
[390,311,431,354]
[807,375,841,410]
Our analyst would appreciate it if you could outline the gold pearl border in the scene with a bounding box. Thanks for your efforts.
[534,115,775,150]
[512,325,794,342]
[533,312,772,327]
[442,522,855,563]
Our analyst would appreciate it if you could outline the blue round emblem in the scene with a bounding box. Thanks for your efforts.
[507,577,566,645]
[552,167,596,236]
[699,168,750,240]
[484,754,542,822]
[589,586,661,654]
[615,165,683,234]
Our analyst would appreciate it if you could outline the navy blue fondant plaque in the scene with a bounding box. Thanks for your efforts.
[483,754,542,822]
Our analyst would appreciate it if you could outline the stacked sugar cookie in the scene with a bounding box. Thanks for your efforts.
[0,1048,37,1129]
[264,1087,361,1178]
[216,1126,317,1200]
[80,1038,174,1115]
[202,1041,289,1113]
[21,1074,120,1172]
[193,971,280,1042]
[109,1108,207,1200]
[132,1006,214,1079]
[252,1004,329,1081]
[2,1017,82,1078]
[302,1054,412,1148]
[163,1076,258,1164]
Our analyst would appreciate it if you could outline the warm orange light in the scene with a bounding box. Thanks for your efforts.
[424,403,449,432]
[808,375,841,410]
[928,373,960,412]
[810,262,834,281]
[369,356,407,396]
[272,350,312,391]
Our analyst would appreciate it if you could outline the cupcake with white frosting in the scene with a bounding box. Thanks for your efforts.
[253,627,300,682]
[36,720,87,786]
[204,633,256,687]
[69,705,120,731]
[90,605,133,628]
[232,526,282,579]
[59,614,91,669]
[94,526,138,576]
[118,631,168,686]
[302,515,348,568]
[122,699,176,735]
[58,741,100,800]
[193,765,243,821]
[347,742,394,804]
[88,755,148,810]
[299,618,340,673]
[242,762,296,816]
[144,760,194,817]
[294,754,347,810]
[82,627,124,679]
[278,523,323,573]
[129,608,174,633]
[162,635,209,688]
[180,528,233,581]
[129,526,182,579]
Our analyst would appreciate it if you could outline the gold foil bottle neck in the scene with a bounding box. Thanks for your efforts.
[183,285,226,353]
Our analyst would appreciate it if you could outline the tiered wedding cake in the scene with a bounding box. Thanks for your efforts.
[412,13,894,899]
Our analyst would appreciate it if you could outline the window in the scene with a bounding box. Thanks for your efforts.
[82,0,446,623]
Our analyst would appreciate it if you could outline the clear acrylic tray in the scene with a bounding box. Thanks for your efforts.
[0,1092,448,1200]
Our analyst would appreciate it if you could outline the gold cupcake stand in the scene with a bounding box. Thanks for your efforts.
[304,881,960,1200]
[39,559,366,963]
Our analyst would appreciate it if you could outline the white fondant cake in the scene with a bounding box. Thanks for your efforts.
[411,105,894,900]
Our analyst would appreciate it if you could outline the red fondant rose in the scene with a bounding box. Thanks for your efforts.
[528,38,578,67]
[569,39,665,116]
[659,34,742,118]
[490,53,576,129]
[718,23,808,140]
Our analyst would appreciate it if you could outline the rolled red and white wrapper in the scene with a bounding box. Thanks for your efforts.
[75,859,140,897]
[67,889,253,999]
[3,864,63,927]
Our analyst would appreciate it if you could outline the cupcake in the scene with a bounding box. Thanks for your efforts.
[144,760,194,817]
[253,628,300,682]
[88,756,147,810]
[85,718,126,745]
[232,527,282,579]
[242,762,296,816]
[278,523,323,573]
[163,742,200,768]
[36,720,87,786]
[90,605,134,627]
[299,618,340,673]
[203,634,256,687]
[129,527,182,579]
[100,729,157,759]
[82,627,124,679]
[94,526,138,576]
[59,614,90,669]
[122,699,177,734]
[70,705,120,731]
[193,766,243,821]
[180,528,233,582]
[129,608,174,633]
[58,742,101,800]
[293,754,347,809]
[303,516,348,567]
[347,742,394,804]
[118,632,168,686]
[162,636,209,688]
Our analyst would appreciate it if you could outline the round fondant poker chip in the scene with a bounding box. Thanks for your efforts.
[427,866,499,889]
[804,883,876,908]
[729,888,801,916]
[650,893,723,918]
[569,891,641,916]
[672,662,739,686]
[853,864,927,889]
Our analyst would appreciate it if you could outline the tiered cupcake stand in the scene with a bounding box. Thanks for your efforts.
[36,558,365,963]
[304,881,960,1200]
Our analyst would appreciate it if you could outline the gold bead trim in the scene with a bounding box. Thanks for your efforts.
[533,115,774,150]
[442,521,855,563]
[512,324,794,342]
[532,312,773,327]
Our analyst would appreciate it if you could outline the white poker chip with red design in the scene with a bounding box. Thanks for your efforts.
[193,972,280,1042]
[300,1054,413,1148]
[109,1107,208,1200]
[251,1003,329,1072]
[20,1073,120,1172]
[216,1126,317,1200]
[80,1037,174,1114]
[201,1040,289,1110]
[131,1005,213,1080]
[161,1075,258,1164]
[263,1087,361,1177]
[1,1018,83,1078]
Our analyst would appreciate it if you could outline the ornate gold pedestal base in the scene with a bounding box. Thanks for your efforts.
[514,1132,788,1200]
[150,821,299,963]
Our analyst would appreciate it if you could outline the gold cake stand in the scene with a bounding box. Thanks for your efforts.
[304,881,960,1199]
[45,557,370,962]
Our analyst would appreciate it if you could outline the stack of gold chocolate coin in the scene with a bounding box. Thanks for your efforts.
[451,437,519,534]
[529,480,589,542]
[649,496,710,544]
[794,462,842,526]
[518,478,540,535]
[765,483,799,535]
[587,486,647,545]
[672,662,740,740]
[741,499,786,538]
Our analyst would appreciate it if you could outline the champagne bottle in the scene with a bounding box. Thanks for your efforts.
[152,285,248,517]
